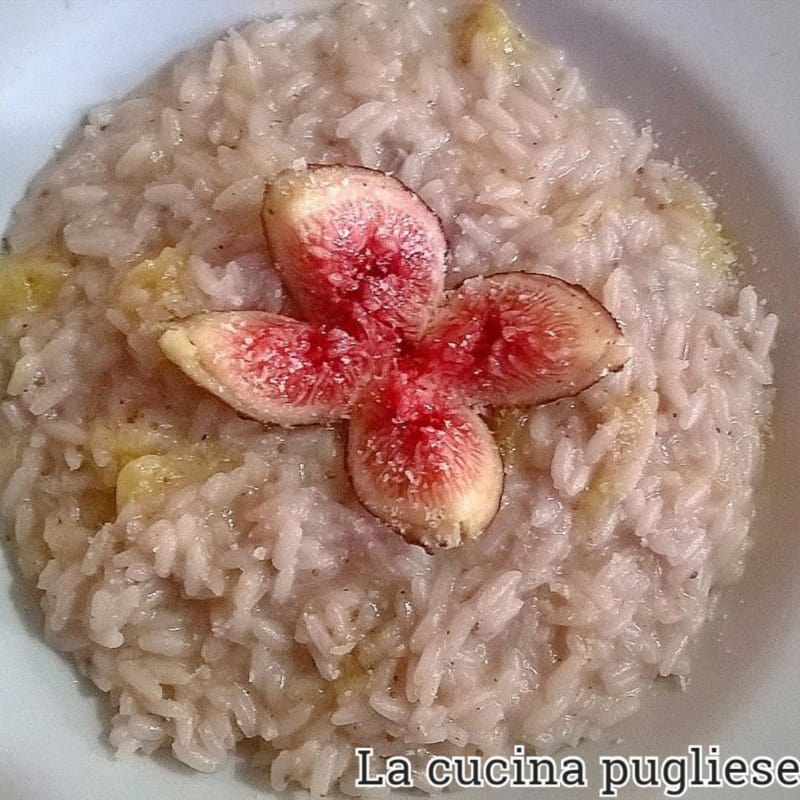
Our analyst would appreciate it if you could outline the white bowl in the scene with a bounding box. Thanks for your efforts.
[1,2,798,798]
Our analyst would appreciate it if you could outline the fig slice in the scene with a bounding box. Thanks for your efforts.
[346,376,503,549]
[262,165,446,340]
[159,311,377,426]
[423,272,629,407]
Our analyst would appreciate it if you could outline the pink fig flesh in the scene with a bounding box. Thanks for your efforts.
[262,165,446,340]
[159,311,378,426]
[347,375,503,549]
[423,272,629,407]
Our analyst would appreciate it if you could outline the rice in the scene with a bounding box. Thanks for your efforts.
[0,0,776,795]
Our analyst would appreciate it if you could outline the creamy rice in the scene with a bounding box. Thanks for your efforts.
[0,0,776,795]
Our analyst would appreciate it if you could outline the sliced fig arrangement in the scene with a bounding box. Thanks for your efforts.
[161,165,628,548]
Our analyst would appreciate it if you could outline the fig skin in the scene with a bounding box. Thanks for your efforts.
[262,164,447,341]
[162,165,630,549]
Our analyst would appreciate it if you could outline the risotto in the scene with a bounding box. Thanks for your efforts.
[0,0,777,795]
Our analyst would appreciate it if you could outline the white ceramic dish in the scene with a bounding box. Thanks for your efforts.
[1,2,798,798]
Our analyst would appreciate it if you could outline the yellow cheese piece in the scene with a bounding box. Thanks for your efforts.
[0,254,70,316]
[459,1,531,66]
[115,443,240,511]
